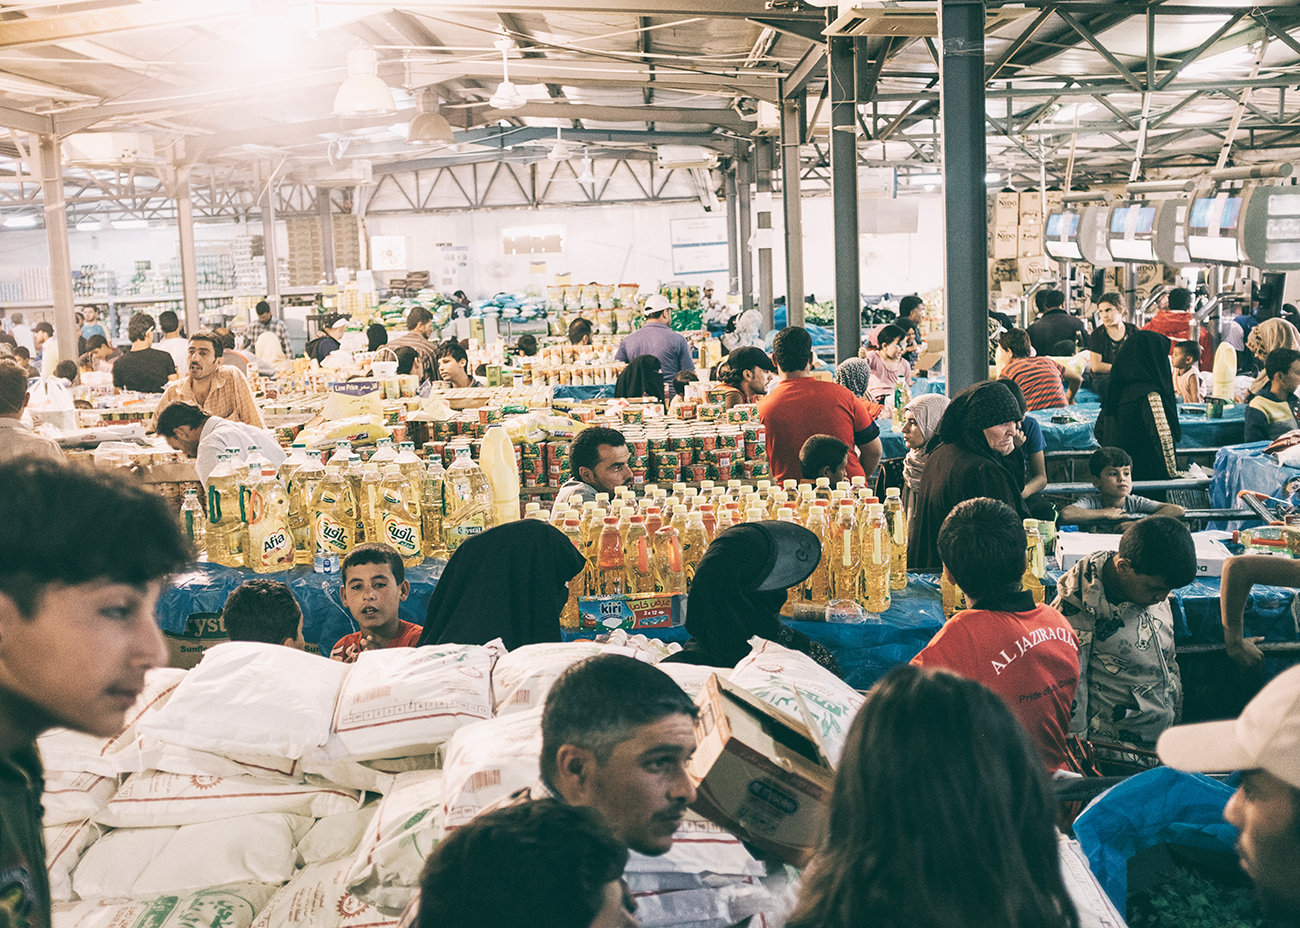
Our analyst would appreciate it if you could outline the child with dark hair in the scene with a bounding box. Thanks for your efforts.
[1052,516,1197,750]
[859,322,912,402]
[1170,338,1201,403]
[799,434,849,484]
[1059,446,1184,528]
[222,579,305,648]
[331,543,421,662]
[1245,346,1300,442]
[912,497,1079,772]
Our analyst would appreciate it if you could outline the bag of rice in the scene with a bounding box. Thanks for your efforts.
[251,861,400,928]
[624,812,763,886]
[72,826,177,899]
[131,813,313,895]
[53,882,280,928]
[96,770,361,828]
[325,645,494,762]
[491,642,649,715]
[42,772,119,826]
[137,739,302,782]
[440,710,542,828]
[729,637,865,765]
[344,771,444,914]
[140,643,349,759]
[657,664,731,700]
[297,803,379,868]
[45,819,101,902]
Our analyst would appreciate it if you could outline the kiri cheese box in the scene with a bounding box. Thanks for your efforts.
[687,674,834,866]
[1055,531,1231,577]
[578,593,684,631]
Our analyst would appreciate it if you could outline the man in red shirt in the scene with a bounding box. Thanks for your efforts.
[1144,287,1212,369]
[330,543,423,662]
[758,326,881,483]
[911,497,1079,772]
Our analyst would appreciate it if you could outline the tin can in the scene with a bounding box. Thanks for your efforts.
[690,463,707,482]
[698,432,717,453]
[621,408,644,425]
[677,402,697,420]
[479,405,503,424]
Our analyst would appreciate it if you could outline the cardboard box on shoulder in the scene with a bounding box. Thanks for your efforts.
[687,674,834,866]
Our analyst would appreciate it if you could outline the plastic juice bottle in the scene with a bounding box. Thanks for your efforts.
[289,454,325,566]
[892,375,911,431]
[782,479,798,494]
[443,446,493,554]
[481,425,521,526]
[560,517,584,629]
[830,498,861,602]
[421,456,447,559]
[205,453,245,568]
[698,503,717,540]
[246,464,296,573]
[396,442,425,513]
[680,512,709,586]
[941,570,967,620]
[644,505,663,537]
[755,479,772,495]
[814,476,832,502]
[597,516,625,596]
[180,488,205,553]
[768,489,788,520]
[802,503,831,605]
[862,503,891,613]
[669,504,689,539]
[624,515,654,594]
[524,501,541,520]
[714,505,736,537]
[595,492,611,511]
[652,526,687,594]
[311,464,355,571]
[1023,518,1045,604]
[379,465,423,568]
[884,487,908,591]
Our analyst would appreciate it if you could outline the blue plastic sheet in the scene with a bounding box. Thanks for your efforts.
[1073,767,1237,910]
[1211,442,1299,508]
[553,384,616,401]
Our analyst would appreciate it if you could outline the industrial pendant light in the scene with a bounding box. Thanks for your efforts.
[407,90,454,144]
[489,37,526,110]
[577,154,595,184]
[333,46,396,117]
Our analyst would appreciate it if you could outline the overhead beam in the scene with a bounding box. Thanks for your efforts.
[0,105,54,136]
[783,45,827,100]
[749,18,828,45]
[1056,10,1145,94]
[381,0,820,17]
[474,102,746,130]
[0,0,252,49]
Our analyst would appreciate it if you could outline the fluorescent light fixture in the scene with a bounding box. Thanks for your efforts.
[3,215,38,228]
[985,172,1003,184]
[113,219,150,230]
[910,173,942,185]
[333,46,396,117]
[407,90,454,144]
[490,37,526,111]
[75,218,103,231]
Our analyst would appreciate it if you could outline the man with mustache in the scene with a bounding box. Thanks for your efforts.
[0,459,189,928]
[151,331,264,431]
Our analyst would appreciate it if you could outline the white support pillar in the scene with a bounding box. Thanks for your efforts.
[259,162,280,313]
[37,134,76,363]
[174,162,201,334]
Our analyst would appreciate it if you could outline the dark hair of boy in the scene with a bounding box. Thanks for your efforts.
[54,360,78,382]
[83,334,108,352]
[1172,339,1199,359]
[568,318,593,345]
[1087,446,1132,478]
[0,459,191,615]
[515,334,539,356]
[540,654,697,792]
[1266,347,1300,381]
[876,323,906,347]
[391,345,419,376]
[189,331,224,358]
[33,321,53,337]
[936,497,1026,604]
[1168,288,1192,312]
[1119,516,1196,589]
[998,328,1033,358]
[255,300,271,317]
[1098,292,1125,310]
[436,338,468,366]
[127,313,155,344]
[674,370,698,389]
[772,325,813,373]
[1049,339,1077,356]
[222,579,304,646]
[799,434,849,480]
[158,310,180,334]
[342,542,406,586]
[1042,289,1065,311]
[569,426,626,482]
[153,402,208,437]
[416,799,628,928]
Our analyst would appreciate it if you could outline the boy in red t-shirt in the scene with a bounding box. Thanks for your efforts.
[911,497,1079,771]
[330,543,423,662]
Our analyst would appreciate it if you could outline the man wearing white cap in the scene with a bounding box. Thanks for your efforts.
[615,294,694,398]
[1158,665,1300,919]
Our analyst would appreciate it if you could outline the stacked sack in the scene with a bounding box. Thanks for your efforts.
[39,634,864,928]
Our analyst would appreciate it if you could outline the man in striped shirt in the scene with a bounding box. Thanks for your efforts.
[997,328,1080,411]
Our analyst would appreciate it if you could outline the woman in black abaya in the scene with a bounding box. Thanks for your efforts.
[1094,330,1181,480]
[418,519,584,650]
[614,354,666,407]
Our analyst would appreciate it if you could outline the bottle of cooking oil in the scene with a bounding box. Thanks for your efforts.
[651,525,686,594]
[180,488,205,553]
[560,516,584,629]
[344,454,368,542]
[395,442,425,513]
[205,453,245,568]
[581,507,607,597]
[698,502,717,541]
[941,570,967,621]
[624,514,654,594]
[597,516,625,596]
[360,463,384,542]
[714,504,736,538]
[883,487,908,591]
[443,446,492,554]
[803,502,831,605]
[310,464,355,572]
[1022,518,1045,604]
[277,443,309,489]
[421,455,447,559]
[829,498,861,602]
[680,511,709,586]
[892,374,911,431]
[245,464,295,573]
[776,507,803,616]
[862,502,891,613]
[379,465,423,568]
[369,437,398,466]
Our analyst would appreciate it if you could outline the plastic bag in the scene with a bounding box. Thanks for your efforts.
[26,376,76,431]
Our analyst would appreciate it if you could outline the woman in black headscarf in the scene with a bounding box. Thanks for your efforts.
[418,520,584,651]
[1094,330,1181,480]
[663,521,841,675]
[614,354,666,407]
[907,380,1029,570]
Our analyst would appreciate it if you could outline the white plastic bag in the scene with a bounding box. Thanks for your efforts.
[41,771,119,826]
[441,710,543,828]
[491,642,649,715]
[25,376,76,431]
[131,813,313,895]
[45,819,101,902]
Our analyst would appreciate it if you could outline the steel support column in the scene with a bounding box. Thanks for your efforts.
[755,138,774,332]
[724,167,739,297]
[736,146,754,315]
[939,0,989,393]
[174,163,201,334]
[259,163,280,314]
[780,93,805,328]
[829,35,860,362]
[318,190,336,286]
[36,134,75,363]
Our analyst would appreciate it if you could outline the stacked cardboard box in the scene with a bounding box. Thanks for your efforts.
[988,189,1064,289]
